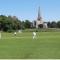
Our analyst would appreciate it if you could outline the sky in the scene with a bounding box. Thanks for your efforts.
[0,0,60,22]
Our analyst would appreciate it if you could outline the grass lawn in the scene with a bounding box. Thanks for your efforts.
[0,31,60,59]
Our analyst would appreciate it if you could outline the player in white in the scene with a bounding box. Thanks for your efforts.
[14,32,17,36]
[33,32,36,39]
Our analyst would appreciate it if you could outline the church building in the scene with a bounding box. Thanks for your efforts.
[35,7,48,28]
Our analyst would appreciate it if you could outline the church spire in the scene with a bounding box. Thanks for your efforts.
[37,6,42,21]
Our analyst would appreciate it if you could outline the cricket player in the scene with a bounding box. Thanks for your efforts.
[33,32,36,39]
[14,32,17,36]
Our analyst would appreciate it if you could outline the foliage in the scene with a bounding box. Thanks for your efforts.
[50,21,57,28]
[0,15,21,32]
[21,20,31,29]
[57,21,60,28]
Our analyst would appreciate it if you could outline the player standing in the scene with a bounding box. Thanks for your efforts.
[14,32,17,36]
[33,32,36,39]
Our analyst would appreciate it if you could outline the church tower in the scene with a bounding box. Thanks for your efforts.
[36,7,43,28]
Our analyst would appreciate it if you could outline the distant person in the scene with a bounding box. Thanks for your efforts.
[14,32,17,36]
[33,32,36,39]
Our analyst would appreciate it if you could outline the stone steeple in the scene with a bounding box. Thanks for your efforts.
[36,6,43,28]
[37,6,42,21]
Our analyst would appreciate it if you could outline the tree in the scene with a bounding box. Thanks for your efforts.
[50,21,57,28]
[0,15,21,32]
[57,21,60,28]
[21,21,25,29]
[24,20,31,28]
[47,22,51,28]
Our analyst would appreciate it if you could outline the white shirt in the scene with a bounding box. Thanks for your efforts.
[14,32,16,35]
[33,32,36,36]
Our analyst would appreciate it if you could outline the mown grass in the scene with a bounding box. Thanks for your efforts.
[0,32,60,59]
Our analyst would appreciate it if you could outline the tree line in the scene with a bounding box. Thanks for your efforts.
[0,15,60,32]
[47,21,60,28]
[0,15,31,32]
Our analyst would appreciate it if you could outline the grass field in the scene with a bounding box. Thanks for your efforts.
[0,31,60,59]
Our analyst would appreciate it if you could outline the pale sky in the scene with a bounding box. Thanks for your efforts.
[0,0,60,22]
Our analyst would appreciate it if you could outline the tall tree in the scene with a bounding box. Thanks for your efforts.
[47,22,51,28]
[57,21,60,28]
[50,21,57,28]
[0,15,21,32]
[24,20,31,28]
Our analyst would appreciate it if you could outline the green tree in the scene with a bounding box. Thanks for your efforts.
[47,22,51,28]
[50,21,57,28]
[57,21,60,28]
[24,20,31,28]
[0,15,21,32]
